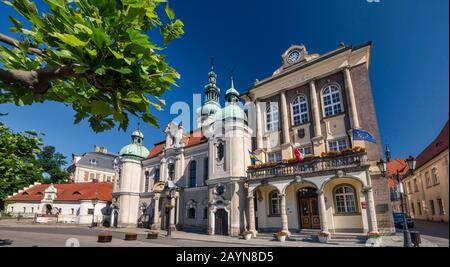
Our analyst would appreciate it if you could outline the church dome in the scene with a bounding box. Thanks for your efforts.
[199,101,221,117]
[119,127,149,159]
[215,104,247,122]
[215,76,247,122]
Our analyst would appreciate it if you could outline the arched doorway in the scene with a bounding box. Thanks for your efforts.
[298,188,320,229]
[214,209,228,236]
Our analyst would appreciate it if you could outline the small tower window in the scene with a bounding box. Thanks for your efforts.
[217,143,224,161]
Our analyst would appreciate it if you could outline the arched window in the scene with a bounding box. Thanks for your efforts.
[188,207,196,219]
[431,167,439,185]
[204,157,209,185]
[322,85,342,117]
[189,161,197,187]
[168,163,175,180]
[334,185,357,214]
[217,143,224,161]
[269,190,280,216]
[291,95,309,125]
[266,103,279,132]
[154,168,160,183]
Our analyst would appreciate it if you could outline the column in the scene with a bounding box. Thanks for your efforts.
[309,80,322,138]
[280,193,289,233]
[208,208,215,235]
[255,100,263,150]
[151,193,160,230]
[343,67,360,129]
[365,187,379,233]
[169,195,176,230]
[280,91,291,144]
[247,195,257,237]
[317,190,329,232]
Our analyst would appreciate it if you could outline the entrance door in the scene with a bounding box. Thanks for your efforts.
[298,188,320,229]
[214,209,228,236]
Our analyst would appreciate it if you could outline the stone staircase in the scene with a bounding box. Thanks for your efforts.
[254,229,367,245]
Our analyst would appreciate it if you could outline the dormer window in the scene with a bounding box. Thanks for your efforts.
[73,191,81,195]
[90,158,97,165]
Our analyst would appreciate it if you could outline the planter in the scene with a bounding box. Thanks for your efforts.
[318,235,330,243]
[243,233,252,240]
[97,234,112,243]
[318,231,331,243]
[276,235,286,242]
[147,232,159,239]
[366,237,382,247]
[124,233,138,241]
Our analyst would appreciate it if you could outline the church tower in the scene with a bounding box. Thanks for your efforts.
[115,126,149,227]
[197,61,221,129]
[206,75,253,236]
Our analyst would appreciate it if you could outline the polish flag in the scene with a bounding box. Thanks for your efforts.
[294,148,303,161]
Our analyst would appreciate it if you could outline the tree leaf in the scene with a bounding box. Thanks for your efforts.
[49,32,88,47]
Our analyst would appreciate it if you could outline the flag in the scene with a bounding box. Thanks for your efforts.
[352,129,377,143]
[294,148,303,161]
[248,150,261,164]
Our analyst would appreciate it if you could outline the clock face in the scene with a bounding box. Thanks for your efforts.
[287,50,301,64]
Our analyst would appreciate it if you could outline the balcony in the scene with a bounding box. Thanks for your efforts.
[247,152,368,180]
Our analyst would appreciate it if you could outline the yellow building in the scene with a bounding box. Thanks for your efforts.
[402,121,449,223]
[241,42,395,235]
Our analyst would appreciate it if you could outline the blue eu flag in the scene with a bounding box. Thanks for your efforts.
[352,129,377,143]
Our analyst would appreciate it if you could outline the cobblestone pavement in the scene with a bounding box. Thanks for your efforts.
[0,220,447,247]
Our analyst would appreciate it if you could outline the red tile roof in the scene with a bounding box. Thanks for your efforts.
[387,158,409,181]
[7,183,113,202]
[416,120,449,169]
[147,130,207,159]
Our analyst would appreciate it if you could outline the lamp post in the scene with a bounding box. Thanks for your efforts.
[377,155,416,247]
[165,180,176,237]
[91,198,98,227]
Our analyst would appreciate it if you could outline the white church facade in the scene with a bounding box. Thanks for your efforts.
[111,42,395,237]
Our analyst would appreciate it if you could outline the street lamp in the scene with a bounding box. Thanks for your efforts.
[165,180,176,237]
[91,198,99,227]
[377,155,416,247]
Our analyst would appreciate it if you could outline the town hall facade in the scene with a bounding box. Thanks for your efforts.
[111,42,395,237]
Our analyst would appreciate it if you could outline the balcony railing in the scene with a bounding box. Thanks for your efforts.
[247,152,368,180]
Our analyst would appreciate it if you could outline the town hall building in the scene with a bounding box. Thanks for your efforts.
[110,42,395,237]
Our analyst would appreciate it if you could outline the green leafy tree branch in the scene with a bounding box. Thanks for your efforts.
[0,0,184,132]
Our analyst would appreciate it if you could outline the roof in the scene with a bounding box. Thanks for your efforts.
[69,152,117,172]
[387,158,409,180]
[416,120,449,169]
[7,183,113,202]
[242,41,372,96]
[147,130,207,159]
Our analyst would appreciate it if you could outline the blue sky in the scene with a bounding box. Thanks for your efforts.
[0,0,448,164]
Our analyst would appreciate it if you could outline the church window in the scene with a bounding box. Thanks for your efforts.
[266,103,279,132]
[188,207,196,219]
[291,95,309,125]
[322,85,342,117]
[334,185,357,214]
[204,157,209,185]
[189,161,197,187]
[269,191,280,216]
[168,164,175,180]
[154,168,160,183]
[217,143,224,161]
[203,207,208,220]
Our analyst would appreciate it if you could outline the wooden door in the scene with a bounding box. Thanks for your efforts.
[298,188,320,229]
[215,209,228,236]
